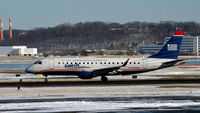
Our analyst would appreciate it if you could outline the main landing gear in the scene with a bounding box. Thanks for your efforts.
[132,75,137,79]
[101,76,108,82]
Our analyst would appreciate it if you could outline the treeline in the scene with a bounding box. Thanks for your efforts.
[1,21,200,53]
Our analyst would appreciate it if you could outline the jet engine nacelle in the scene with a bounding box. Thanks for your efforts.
[79,71,95,79]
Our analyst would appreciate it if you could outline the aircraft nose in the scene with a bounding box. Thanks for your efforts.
[25,65,33,73]
[25,67,30,73]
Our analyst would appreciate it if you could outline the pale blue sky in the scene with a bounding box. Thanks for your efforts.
[0,0,199,30]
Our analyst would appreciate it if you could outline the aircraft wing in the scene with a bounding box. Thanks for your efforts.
[92,58,130,74]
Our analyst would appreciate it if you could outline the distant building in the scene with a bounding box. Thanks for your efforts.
[95,49,133,56]
[136,35,200,55]
[0,46,37,56]
[136,44,163,54]
[165,35,199,55]
[80,50,96,56]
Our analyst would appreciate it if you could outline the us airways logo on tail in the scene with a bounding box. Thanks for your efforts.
[168,44,177,51]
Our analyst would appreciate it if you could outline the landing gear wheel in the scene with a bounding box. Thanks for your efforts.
[44,75,48,82]
[132,76,137,79]
[44,78,48,82]
[101,76,108,82]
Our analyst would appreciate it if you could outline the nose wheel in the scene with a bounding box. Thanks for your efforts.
[44,75,48,82]
[101,76,108,82]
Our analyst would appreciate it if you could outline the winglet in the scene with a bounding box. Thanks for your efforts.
[122,58,130,67]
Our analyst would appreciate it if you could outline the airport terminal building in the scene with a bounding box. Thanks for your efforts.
[0,46,37,56]
[136,35,199,55]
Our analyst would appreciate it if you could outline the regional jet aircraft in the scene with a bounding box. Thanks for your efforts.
[25,31,185,82]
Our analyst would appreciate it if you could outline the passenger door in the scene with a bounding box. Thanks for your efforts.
[49,58,54,69]
[143,58,148,69]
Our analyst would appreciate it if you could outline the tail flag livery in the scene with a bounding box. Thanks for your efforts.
[148,31,184,59]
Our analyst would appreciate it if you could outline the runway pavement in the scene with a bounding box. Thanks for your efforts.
[0,67,200,112]
[1,76,200,87]
[0,77,200,112]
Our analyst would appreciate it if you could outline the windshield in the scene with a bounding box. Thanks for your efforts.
[34,61,42,64]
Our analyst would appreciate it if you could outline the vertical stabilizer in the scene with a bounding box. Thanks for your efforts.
[148,31,184,59]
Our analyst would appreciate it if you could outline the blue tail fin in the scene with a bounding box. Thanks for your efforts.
[148,31,184,59]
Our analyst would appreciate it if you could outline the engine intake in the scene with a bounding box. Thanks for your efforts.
[79,71,96,79]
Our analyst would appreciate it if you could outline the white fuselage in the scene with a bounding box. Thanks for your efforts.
[26,57,175,76]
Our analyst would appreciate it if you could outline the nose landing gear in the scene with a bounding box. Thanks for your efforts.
[44,75,48,82]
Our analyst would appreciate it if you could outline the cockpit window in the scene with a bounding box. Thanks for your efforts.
[34,61,42,64]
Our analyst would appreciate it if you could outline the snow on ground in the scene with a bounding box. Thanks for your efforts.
[0,99,200,112]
